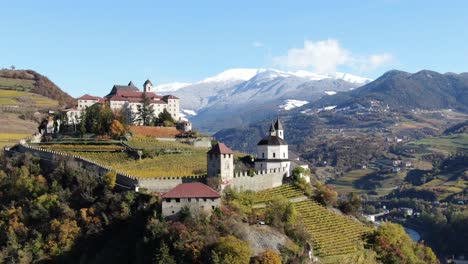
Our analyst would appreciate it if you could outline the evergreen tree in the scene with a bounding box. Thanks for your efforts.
[136,92,155,126]
[153,242,176,264]
[158,109,174,127]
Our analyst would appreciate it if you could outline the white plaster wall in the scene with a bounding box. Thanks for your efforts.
[257,145,288,159]
[162,197,221,217]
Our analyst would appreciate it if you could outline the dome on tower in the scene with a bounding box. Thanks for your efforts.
[144,79,153,86]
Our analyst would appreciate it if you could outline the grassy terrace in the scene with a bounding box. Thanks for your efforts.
[125,135,195,151]
[0,133,29,148]
[408,133,468,154]
[0,89,58,107]
[0,77,35,91]
[253,184,305,204]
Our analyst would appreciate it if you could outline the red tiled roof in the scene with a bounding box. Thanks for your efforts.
[207,143,233,154]
[163,95,179,100]
[77,94,101,100]
[162,183,221,198]
[129,126,181,137]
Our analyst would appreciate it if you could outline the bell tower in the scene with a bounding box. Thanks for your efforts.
[143,79,153,93]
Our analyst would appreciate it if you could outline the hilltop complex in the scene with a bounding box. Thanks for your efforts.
[64,80,180,125]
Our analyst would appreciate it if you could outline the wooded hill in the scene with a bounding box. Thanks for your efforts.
[0,69,75,107]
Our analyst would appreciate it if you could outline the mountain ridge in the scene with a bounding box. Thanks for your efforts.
[309,69,468,113]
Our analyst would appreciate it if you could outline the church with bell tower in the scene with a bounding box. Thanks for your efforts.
[254,118,290,176]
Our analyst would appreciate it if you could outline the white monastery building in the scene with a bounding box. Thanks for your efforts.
[66,80,180,125]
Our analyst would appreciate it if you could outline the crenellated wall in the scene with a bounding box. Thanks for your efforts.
[138,176,205,192]
[228,168,286,192]
[6,139,286,194]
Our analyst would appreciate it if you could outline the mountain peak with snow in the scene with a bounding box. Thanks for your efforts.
[154,68,372,92]
[199,68,260,83]
[153,82,191,92]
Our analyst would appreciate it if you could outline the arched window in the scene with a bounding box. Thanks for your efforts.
[262,153,265,158]
[273,153,276,158]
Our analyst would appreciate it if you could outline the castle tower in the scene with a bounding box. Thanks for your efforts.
[255,119,290,176]
[207,143,234,190]
[143,79,153,93]
[274,118,284,140]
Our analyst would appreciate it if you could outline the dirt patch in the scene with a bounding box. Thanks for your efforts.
[0,112,38,134]
[245,224,293,255]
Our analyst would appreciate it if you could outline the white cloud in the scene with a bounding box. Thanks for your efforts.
[252,41,264,48]
[273,39,393,73]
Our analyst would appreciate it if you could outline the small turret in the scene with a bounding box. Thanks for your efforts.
[274,118,284,139]
[269,123,276,136]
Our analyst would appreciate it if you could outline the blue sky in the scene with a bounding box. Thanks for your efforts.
[1,0,467,96]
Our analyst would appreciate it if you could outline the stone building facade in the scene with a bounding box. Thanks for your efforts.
[162,182,221,217]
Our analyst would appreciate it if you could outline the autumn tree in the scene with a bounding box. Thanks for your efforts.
[104,171,117,189]
[366,222,438,264]
[253,249,282,264]
[110,119,125,139]
[212,235,252,264]
[313,181,337,207]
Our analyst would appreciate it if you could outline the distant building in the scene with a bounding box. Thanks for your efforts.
[162,182,221,217]
[70,80,180,125]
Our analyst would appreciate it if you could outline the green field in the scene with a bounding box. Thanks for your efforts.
[0,89,58,107]
[408,133,468,154]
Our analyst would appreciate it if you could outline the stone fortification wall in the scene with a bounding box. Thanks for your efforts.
[230,168,286,192]
[138,176,205,193]
[5,143,205,192]
[6,144,139,190]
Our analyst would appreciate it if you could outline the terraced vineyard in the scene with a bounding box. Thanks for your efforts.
[0,89,58,107]
[253,184,305,203]
[126,135,194,151]
[293,200,370,257]
[0,133,29,148]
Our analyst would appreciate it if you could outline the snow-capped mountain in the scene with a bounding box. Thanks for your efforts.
[153,82,191,92]
[154,68,371,133]
[155,68,371,93]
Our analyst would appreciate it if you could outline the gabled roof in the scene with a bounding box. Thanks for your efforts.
[162,182,221,198]
[257,135,287,146]
[144,79,153,86]
[207,143,233,155]
[77,94,101,100]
